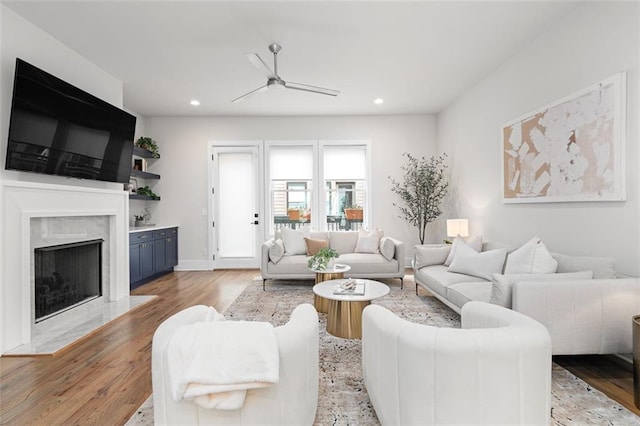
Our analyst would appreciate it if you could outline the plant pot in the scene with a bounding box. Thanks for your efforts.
[288,209,301,220]
[135,220,144,227]
[344,208,363,220]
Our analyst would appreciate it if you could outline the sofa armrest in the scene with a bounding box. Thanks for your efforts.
[412,244,450,271]
[512,278,640,355]
[387,237,405,271]
[261,238,275,277]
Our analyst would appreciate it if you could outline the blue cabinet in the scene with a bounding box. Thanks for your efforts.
[129,227,178,290]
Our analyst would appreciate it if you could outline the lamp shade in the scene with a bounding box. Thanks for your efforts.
[446,219,469,238]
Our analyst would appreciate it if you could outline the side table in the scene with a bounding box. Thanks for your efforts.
[311,264,351,313]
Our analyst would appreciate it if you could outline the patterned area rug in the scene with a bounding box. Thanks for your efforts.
[126,277,639,425]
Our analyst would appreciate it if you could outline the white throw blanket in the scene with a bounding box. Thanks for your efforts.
[167,315,279,410]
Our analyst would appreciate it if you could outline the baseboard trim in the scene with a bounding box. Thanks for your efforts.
[175,260,211,271]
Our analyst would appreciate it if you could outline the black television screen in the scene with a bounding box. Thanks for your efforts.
[6,58,136,184]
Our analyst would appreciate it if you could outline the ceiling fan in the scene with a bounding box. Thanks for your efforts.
[232,43,340,103]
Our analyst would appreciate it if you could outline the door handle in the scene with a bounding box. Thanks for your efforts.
[250,221,259,225]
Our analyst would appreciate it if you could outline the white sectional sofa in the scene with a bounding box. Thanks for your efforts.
[261,229,405,288]
[413,238,640,355]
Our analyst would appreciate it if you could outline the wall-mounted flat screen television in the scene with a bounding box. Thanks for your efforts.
[5,58,136,184]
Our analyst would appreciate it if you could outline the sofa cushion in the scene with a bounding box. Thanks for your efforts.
[268,239,285,264]
[504,237,557,274]
[448,243,507,281]
[304,237,328,255]
[414,244,450,268]
[280,227,309,255]
[337,253,398,275]
[354,228,382,253]
[266,254,312,275]
[415,265,487,298]
[446,281,493,307]
[490,270,594,308]
[551,253,616,279]
[329,232,358,254]
[444,236,482,266]
[380,237,395,261]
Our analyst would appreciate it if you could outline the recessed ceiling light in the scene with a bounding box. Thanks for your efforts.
[190,99,200,106]
[374,98,384,105]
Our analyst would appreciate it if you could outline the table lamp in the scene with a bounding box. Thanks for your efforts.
[446,219,469,243]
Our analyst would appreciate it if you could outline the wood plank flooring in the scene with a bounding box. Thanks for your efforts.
[1,269,637,424]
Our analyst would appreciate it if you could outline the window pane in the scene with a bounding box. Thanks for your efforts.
[324,145,366,180]
[270,146,313,180]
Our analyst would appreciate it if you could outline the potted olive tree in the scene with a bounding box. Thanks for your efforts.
[389,153,448,244]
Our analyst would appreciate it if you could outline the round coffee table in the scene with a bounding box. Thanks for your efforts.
[310,264,351,314]
[313,279,390,339]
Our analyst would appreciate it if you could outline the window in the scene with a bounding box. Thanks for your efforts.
[269,145,314,232]
[323,145,367,231]
[266,141,370,235]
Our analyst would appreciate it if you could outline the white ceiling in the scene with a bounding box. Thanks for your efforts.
[3,1,580,117]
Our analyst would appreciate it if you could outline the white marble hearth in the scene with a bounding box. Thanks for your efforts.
[4,295,156,356]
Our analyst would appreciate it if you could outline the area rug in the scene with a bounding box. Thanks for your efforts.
[126,277,639,425]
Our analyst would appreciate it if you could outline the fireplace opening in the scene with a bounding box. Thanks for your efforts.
[34,239,103,323]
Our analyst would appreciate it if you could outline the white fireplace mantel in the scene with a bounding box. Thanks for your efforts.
[1,180,130,354]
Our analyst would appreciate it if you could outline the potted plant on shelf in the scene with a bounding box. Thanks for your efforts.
[307,247,339,271]
[135,137,160,158]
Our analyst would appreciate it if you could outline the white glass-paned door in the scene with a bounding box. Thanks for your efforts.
[214,147,260,266]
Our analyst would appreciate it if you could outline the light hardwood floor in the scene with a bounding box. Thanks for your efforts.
[0,269,637,424]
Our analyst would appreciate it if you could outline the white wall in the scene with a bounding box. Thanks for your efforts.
[437,2,639,275]
[0,5,126,190]
[143,115,436,267]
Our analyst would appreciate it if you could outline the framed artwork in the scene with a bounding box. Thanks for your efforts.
[501,72,626,203]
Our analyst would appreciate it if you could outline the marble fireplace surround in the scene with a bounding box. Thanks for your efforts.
[1,180,130,354]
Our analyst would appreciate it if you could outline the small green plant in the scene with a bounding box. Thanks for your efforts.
[135,137,160,158]
[307,247,339,271]
[136,185,160,200]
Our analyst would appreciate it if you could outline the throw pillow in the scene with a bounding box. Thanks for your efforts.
[504,237,557,274]
[329,231,359,254]
[304,237,329,256]
[354,228,383,253]
[268,239,285,264]
[414,244,451,269]
[280,227,309,255]
[380,237,395,261]
[444,236,482,266]
[447,242,507,281]
[490,270,594,308]
[551,253,616,279]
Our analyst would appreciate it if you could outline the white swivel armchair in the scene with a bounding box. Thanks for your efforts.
[152,303,319,425]
[362,301,552,425]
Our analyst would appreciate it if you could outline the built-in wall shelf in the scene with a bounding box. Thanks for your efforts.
[130,143,161,201]
[132,145,160,159]
[130,169,160,180]
[129,193,161,201]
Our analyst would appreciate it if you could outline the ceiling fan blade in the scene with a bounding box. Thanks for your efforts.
[245,53,275,78]
[231,84,268,103]
[285,81,340,97]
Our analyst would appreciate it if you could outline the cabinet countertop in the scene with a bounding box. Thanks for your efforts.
[129,225,178,234]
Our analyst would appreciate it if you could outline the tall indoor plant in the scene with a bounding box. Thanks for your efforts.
[389,153,448,244]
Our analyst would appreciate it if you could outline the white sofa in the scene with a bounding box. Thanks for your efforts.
[152,303,319,425]
[362,302,552,425]
[261,230,405,288]
[413,240,640,355]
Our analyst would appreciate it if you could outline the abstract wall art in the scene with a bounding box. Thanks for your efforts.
[502,72,626,203]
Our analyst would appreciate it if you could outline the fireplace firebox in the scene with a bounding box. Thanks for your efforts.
[34,239,103,322]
